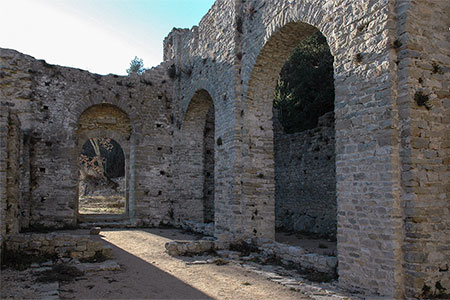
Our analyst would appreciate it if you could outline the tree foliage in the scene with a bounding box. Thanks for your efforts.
[126,56,146,75]
[274,31,335,133]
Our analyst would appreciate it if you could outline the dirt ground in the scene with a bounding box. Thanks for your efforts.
[1,228,358,300]
[61,229,310,300]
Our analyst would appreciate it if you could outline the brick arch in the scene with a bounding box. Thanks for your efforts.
[173,89,215,224]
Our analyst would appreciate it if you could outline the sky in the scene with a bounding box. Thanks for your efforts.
[0,0,215,75]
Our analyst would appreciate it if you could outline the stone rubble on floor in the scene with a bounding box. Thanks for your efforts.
[2,258,122,299]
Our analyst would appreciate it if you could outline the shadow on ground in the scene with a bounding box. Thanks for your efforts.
[60,231,214,300]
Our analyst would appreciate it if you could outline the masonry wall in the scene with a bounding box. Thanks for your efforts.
[394,0,450,297]
[0,0,447,298]
[168,0,418,297]
[0,48,174,229]
[0,108,22,264]
[166,0,243,237]
[274,112,336,238]
[0,104,7,262]
[5,113,21,236]
[203,107,215,223]
[6,233,113,260]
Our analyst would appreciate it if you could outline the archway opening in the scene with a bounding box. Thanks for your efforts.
[273,31,336,256]
[244,22,336,259]
[175,90,215,227]
[76,104,132,221]
[78,137,126,215]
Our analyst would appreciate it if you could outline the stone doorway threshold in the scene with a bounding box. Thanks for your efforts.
[276,231,337,256]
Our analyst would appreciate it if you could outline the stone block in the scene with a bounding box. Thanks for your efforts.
[70,251,83,259]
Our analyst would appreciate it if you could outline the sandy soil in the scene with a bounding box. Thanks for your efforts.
[2,228,355,300]
[60,228,312,300]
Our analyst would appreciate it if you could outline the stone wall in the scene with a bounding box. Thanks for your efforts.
[166,0,449,297]
[5,112,21,236]
[172,90,214,223]
[0,108,22,263]
[166,0,243,239]
[0,104,7,262]
[203,107,215,223]
[0,0,448,298]
[394,0,450,297]
[0,48,174,229]
[5,233,113,259]
[274,112,336,237]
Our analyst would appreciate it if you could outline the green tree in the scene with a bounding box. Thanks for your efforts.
[126,56,146,75]
[274,31,334,133]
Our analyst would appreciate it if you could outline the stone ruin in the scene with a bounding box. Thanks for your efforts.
[0,0,449,298]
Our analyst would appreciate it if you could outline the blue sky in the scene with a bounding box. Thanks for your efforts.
[0,0,215,75]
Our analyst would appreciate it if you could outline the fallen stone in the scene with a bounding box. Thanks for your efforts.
[186,260,208,265]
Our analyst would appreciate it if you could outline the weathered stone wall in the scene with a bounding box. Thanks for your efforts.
[5,233,113,260]
[274,112,336,237]
[203,107,215,223]
[0,104,7,262]
[0,0,448,298]
[166,0,243,238]
[5,113,21,236]
[394,0,450,297]
[0,48,174,229]
[239,0,403,296]
[167,0,449,297]
[172,90,214,224]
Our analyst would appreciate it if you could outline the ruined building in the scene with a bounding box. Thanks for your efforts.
[1,0,449,298]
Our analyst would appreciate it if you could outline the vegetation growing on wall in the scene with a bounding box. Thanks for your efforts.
[127,56,146,75]
[274,32,334,133]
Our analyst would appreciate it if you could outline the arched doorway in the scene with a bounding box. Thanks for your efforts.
[273,31,336,253]
[76,104,132,222]
[175,90,215,225]
[243,22,336,251]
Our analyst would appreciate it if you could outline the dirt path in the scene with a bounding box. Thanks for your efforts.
[60,228,312,300]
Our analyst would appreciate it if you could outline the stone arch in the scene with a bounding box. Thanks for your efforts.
[181,80,219,119]
[241,1,338,95]
[67,94,142,142]
[174,89,215,224]
[240,2,404,296]
[242,18,337,241]
[76,104,135,221]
